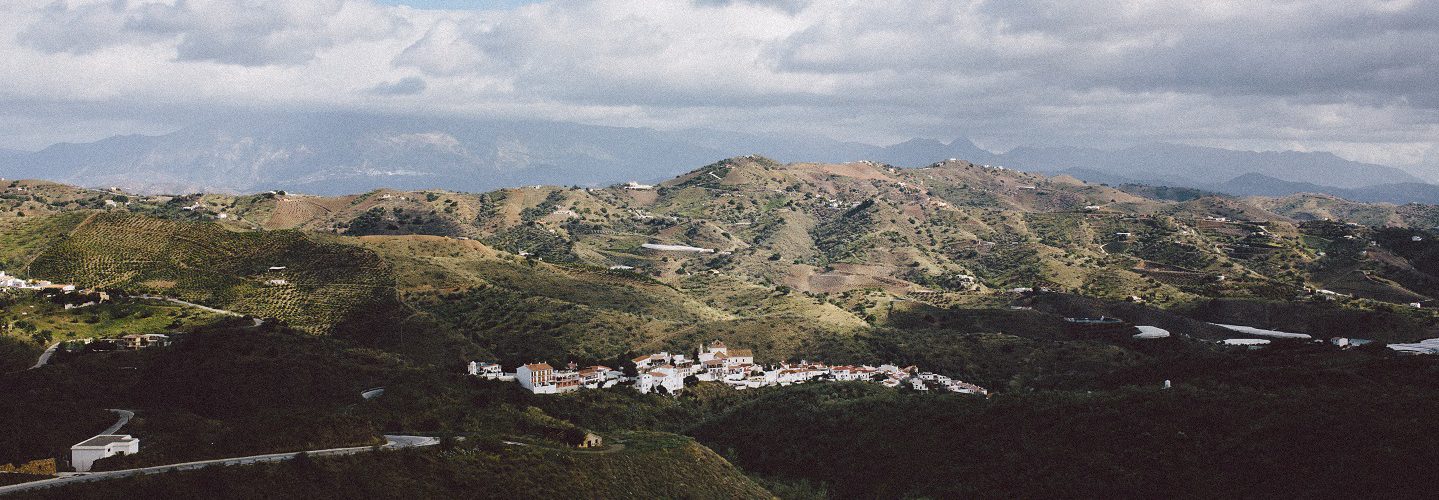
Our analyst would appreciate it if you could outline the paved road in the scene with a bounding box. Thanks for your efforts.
[100,410,134,435]
[0,435,438,496]
[133,295,242,317]
[133,295,264,327]
[30,342,60,370]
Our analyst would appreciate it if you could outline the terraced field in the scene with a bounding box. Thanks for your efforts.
[26,213,396,334]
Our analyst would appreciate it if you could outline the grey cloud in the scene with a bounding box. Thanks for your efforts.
[368,76,427,95]
[767,1,1439,109]
[18,0,406,66]
[4,0,1439,171]
[692,0,807,15]
[18,0,159,54]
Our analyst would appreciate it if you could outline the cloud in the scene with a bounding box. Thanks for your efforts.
[367,76,427,95]
[17,0,408,66]
[1,0,1437,170]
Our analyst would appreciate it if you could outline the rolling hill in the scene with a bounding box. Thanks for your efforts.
[24,212,400,335]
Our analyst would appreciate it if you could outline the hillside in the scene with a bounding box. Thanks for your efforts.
[10,156,1439,348]
[24,433,772,499]
[23,212,400,335]
[6,155,1439,497]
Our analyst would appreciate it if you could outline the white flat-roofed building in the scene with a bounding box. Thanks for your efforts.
[71,434,139,472]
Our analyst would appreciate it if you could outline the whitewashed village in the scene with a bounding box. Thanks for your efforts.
[469,340,988,396]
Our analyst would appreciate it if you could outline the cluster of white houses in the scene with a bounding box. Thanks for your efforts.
[470,341,987,396]
[0,271,77,292]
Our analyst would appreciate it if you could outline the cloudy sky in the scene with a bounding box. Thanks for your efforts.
[3,0,1437,172]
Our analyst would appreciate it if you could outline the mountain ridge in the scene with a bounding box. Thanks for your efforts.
[1,114,1430,200]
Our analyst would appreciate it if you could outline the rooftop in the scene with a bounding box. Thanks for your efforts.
[74,435,137,448]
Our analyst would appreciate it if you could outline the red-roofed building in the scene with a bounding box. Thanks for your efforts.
[517,362,556,394]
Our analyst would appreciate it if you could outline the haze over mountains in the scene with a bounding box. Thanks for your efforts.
[2,113,1434,202]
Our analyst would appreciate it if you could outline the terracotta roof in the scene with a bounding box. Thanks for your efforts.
[632,355,651,363]
[728,349,754,357]
[524,362,553,371]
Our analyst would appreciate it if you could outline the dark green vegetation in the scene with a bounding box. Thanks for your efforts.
[0,325,392,469]
[693,354,1439,499]
[22,432,770,500]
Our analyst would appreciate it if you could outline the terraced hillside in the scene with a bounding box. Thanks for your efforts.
[26,212,397,334]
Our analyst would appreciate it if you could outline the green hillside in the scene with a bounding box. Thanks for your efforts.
[24,212,399,335]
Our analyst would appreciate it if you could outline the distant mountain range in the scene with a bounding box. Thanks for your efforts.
[1210,173,1439,204]
[1,113,1434,201]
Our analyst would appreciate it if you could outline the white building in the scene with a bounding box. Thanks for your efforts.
[636,366,685,394]
[71,435,139,472]
[467,361,503,379]
[516,362,557,394]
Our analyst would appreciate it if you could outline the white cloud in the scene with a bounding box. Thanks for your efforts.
[1,0,1437,171]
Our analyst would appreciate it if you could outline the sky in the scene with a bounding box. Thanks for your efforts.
[2,0,1438,174]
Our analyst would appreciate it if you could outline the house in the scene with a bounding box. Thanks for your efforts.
[634,352,670,371]
[71,435,139,472]
[577,432,604,449]
[120,334,169,349]
[555,373,582,393]
[516,362,557,394]
[624,181,654,190]
[577,365,613,385]
[467,361,503,379]
[726,348,754,366]
[636,366,684,394]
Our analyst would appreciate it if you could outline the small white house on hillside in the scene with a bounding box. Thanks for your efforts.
[71,435,139,472]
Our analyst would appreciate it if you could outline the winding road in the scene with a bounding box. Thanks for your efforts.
[132,295,249,319]
[0,435,438,496]
[29,342,60,370]
[100,409,134,435]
